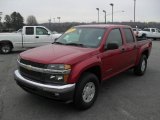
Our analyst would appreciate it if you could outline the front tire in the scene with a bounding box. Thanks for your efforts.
[141,34,146,39]
[74,72,99,110]
[134,55,147,76]
[0,43,12,54]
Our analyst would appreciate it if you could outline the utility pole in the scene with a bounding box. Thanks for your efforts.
[57,17,61,23]
[48,18,51,29]
[0,12,2,23]
[96,8,99,23]
[134,0,136,22]
[53,18,55,23]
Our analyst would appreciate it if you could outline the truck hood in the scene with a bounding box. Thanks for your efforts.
[20,44,98,65]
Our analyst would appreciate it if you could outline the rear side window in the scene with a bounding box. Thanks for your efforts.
[123,28,134,43]
[26,27,34,35]
[106,29,122,47]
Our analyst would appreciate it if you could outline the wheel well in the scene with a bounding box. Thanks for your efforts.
[82,66,101,83]
[0,40,13,49]
[142,50,149,59]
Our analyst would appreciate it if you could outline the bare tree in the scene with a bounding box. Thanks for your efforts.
[26,15,38,26]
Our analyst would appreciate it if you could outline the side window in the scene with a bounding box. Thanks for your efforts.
[106,29,122,47]
[124,28,134,43]
[36,27,48,35]
[152,29,155,32]
[143,28,150,32]
[26,27,34,35]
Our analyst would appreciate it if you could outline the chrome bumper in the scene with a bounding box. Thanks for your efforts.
[14,70,75,93]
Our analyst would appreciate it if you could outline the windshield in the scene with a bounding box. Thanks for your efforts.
[55,27,105,48]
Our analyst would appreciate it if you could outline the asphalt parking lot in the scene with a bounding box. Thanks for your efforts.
[0,41,160,120]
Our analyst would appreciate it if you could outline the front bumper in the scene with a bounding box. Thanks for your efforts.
[14,70,75,102]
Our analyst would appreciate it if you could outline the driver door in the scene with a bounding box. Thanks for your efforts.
[35,27,52,46]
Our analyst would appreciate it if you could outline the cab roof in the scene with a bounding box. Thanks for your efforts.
[76,24,131,29]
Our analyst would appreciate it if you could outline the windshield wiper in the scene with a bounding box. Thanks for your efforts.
[65,43,85,47]
[53,41,64,45]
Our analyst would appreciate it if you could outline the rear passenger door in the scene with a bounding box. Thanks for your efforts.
[123,28,138,68]
[102,28,127,79]
[23,27,37,48]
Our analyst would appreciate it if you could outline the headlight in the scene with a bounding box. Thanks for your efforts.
[47,64,71,70]
[46,64,71,83]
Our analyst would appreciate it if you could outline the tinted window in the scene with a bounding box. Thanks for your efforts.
[106,29,122,47]
[26,27,34,35]
[36,27,48,35]
[151,29,155,32]
[124,28,134,43]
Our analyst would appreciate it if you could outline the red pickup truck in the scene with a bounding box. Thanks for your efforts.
[14,24,152,110]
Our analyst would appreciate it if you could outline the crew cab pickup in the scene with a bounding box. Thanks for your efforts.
[139,28,160,39]
[14,25,152,110]
[0,26,61,54]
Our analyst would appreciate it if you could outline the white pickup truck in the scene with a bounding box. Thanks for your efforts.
[0,26,62,54]
[139,28,160,40]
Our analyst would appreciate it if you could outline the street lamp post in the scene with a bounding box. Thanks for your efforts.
[134,0,136,22]
[103,10,106,24]
[96,8,99,23]
[110,3,114,23]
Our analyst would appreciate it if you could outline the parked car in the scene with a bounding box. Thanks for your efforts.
[0,26,62,54]
[138,28,160,39]
[132,28,143,37]
[14,24,152,110]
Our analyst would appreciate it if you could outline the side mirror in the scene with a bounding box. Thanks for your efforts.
[48,32,51,35]
[105,43,119,50]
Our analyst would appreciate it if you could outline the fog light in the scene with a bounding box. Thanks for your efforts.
[50,75,56,79]
[56,76,63,81]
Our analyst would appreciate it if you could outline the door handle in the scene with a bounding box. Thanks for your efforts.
[121,48,126,52]
[35,36,39,38]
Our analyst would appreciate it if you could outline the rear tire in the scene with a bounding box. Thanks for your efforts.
[134,55,147,76]
[0,43,12,54]
[74,72,99,110]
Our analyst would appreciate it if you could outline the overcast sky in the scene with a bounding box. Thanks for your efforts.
[0,0,159,23]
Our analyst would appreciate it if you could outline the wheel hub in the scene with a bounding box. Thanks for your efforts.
[2,45,10,53]
[82,82,95,103]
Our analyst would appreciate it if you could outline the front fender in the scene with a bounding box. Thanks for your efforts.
[67,56,102,84]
